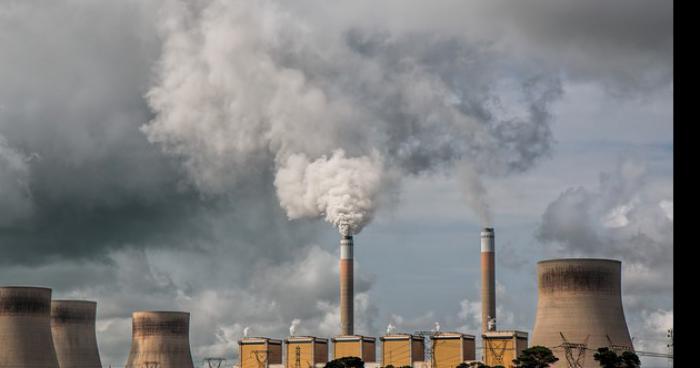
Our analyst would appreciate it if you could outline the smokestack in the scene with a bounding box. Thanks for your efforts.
[51,300,102,368]
[0,286,60,368]
[480,227,496,333]
[531,258,633,368]
[339,234,354,335]
[125,311,194,368]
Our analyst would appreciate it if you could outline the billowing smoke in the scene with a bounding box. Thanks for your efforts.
[289,318,301,336]
[457,161,492,226]
[275,150,386,235]
[143,0,562,234]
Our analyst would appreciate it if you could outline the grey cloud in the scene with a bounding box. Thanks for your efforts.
[536,158,673,315]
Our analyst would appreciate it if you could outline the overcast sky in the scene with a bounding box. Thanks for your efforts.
[0,1,672,367]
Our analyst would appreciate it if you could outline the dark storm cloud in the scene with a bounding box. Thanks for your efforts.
[0,1,234,264]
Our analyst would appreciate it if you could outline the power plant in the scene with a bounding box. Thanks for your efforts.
[531,259,634,368]
[0,286,60,368]
[125,311,195,368]
[339,234,354,336]
[51,300,102,368]
[1,230,659,368]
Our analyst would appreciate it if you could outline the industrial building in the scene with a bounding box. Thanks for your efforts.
[482,330,528,368]
[239,337,282,368]
[430,332,475,368]
[0,286,60,368]
[331,335,376,363]
[285,336,329,368]
[380,333,424,367]
[531,258,634,368]
[125,311,194,368]
[50,300,102,368]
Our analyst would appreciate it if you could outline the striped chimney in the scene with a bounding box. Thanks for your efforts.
[481,228,496,333]
[339,235,354,336]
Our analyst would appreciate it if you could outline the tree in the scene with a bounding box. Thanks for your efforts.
[512,346,559,368]
[594,347,621,368]
[324,357,364,368]
[593,348,641,368]
[619,351,641,368]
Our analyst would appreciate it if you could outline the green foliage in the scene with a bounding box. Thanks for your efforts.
[620,351,641,368]
[324,357,364,368]
[512,346,559,368]
[593,348,641,368]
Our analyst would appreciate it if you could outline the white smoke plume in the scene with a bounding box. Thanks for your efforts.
[457,161,492,226]
[275,150,387,235]
[143,0,563,233]
[289,318,300,336]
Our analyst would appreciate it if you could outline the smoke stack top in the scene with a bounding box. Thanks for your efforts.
[480,227,495,252]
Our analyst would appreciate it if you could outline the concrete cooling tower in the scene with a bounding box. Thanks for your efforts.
[51,300,102,368]
[0,286,60,368]
[126,311,194,368]
[531,259,633,368]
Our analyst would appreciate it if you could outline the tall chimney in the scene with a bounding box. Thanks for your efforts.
[339,234,354,336]
[51,300,102,368]
[481,228,496,333]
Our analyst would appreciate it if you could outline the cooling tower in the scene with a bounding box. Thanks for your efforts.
[0,286,60,368]
[125,311,194,368]
[51,300,102,368]
[481,228,496,333]
[531,259,633,368]
[340,235,354,336]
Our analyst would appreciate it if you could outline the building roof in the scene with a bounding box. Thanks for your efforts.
[430,332,475,339]
[332,335,376,342]
[285,336,329,343]
[239,337,283,344]
[482,330,528,339]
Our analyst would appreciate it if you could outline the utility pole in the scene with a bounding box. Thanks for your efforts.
[666,328,673,368]
[205,358,227,368]
[558,333,588,368]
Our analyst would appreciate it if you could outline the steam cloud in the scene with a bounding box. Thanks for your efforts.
[143,0,563,234]
[275,150,387,236]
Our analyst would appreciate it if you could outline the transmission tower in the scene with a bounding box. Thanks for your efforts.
[666,328,673,368]
[558,332,588,368]
[205,358,227,368]
[252,349,269,368]
[414,330,438,368]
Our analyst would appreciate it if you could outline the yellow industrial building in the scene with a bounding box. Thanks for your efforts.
[380,333,425,367]
[239,337,283,368]
[430,332,475,368]
[481,331,528,368]
[331,335,376,363]
[285,336,329,368]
